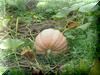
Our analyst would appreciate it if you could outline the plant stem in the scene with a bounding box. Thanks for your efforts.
[16,17,19,37]
[62,28,69,34]
[35,58,42,70]
[13,48,21,69]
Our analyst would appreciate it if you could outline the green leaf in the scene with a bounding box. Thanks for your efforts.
[77,23,91,30]
[0,66,7,75]
[79,3,97,13]
[0,38,24,49]
[36,2,47,8]
[2,68,25,75]
[53,7,70,19]
[9,68,24,75]
[79,59,89,72]
[75,59,90,75]
[61,62,74,75]
[0,18,9,30]
[69,2,85,11]
[64,32,76,39]
[6,0,17,6]
[53,2,85,19]
[89,59,100,75]
[6,0,27,10]
[82,0,98,3]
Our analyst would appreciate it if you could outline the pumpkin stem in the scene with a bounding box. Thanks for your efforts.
[47,49,51,54]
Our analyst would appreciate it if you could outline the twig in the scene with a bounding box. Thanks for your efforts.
[13,48,21,69]
[0,32,9,40]
[35,58,43,70]
[26,26,35,40]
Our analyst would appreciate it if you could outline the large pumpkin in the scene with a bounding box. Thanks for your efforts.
[35,28,67,54]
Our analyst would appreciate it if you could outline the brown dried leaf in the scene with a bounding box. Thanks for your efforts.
[21,48,35,61]
[67,21,77,29]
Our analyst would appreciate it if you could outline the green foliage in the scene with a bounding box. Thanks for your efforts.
[62,22,97,74]
[0,38,24,49]
[22,38,34,49]
[2,67,34,75]
[2,68,25,75]
[36,0,69,19]
[79,3,97,13]
[52,7,70,19]
[6,0,27,10]
[0,18,9,30]
[90,1,100,58]
[53,1,98,19]
[69,2,85,11]
[36,0,68,12]
[18,11,34,24]
[75,59,90,75]
[89,59,100,75]
[64,28,86,40]
[61,62,75,75]
[0,66,7,75]
[77,23,91,30]
[53,2,85,19]
[0,0,5,16]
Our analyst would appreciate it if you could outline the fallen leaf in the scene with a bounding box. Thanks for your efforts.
[21,47,35,61]
[67,21,77,29]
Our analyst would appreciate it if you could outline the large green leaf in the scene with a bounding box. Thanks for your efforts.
[6,0,27,10]
[0,38,24,49]
[77,23,91,30]
[53,7,70,19]
[53,2,85,19]
[6,0,16,6]
[69,2,85,11]
[79,3,97,13]
[36,1,47,8]
[0,66,7,75]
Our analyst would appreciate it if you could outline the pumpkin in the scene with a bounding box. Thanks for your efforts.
[35,28,67,54]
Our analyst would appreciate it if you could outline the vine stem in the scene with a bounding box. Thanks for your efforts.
[16,17,19,37]
[26,26,35,40]
[11,34,21,69]
[13,48,21,69]
[62,28,69,34]
[35,58,43,70]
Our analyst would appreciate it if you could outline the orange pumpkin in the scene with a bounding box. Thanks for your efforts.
[35,28,67,54]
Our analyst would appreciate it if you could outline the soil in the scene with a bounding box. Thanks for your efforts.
[8,19,67,38]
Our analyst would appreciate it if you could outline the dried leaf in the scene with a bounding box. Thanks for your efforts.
[67,21,77,29]
[21,48,35,61]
